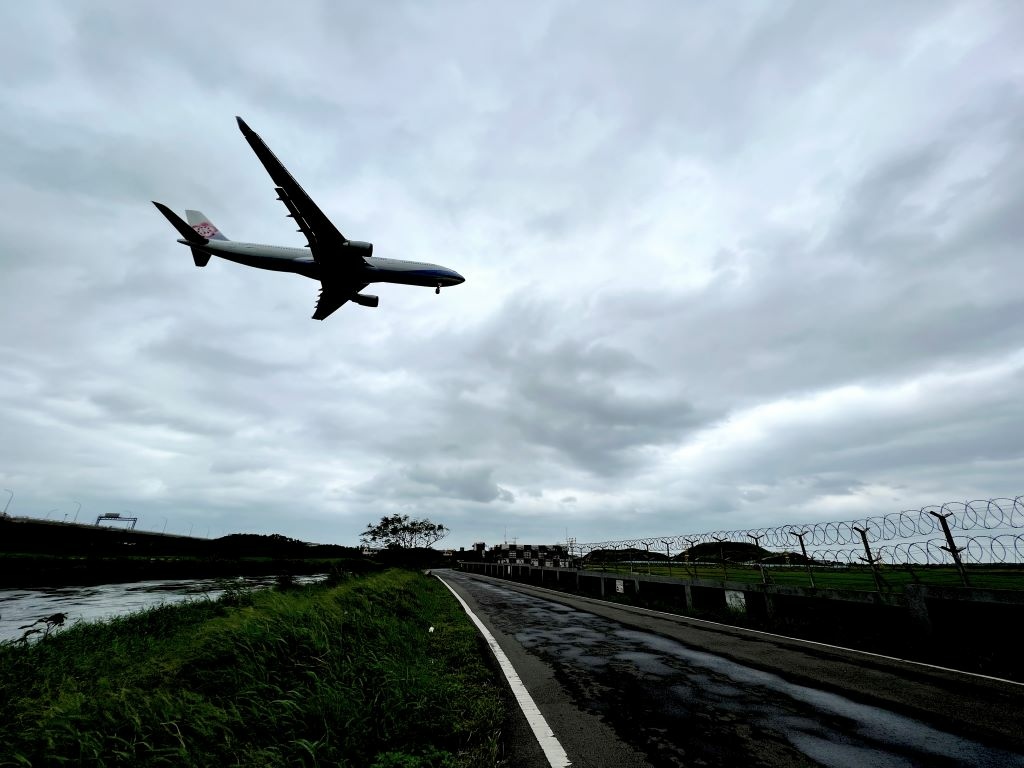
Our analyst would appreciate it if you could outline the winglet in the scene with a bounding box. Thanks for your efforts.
[153,201,208,245]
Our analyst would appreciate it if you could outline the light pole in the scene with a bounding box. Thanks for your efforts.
[45,508,58,520]
[72,501,81,522]
[2,489,12,516]
[161,517,168,533]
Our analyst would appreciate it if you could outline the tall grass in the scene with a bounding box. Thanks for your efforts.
[0,570,503,767]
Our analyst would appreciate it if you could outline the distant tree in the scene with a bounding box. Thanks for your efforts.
[361,514,449,549]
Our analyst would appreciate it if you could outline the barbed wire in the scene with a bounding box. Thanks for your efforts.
[784,535,1024,566]
[574,496,1024,564]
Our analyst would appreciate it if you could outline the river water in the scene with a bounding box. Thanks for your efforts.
[0,575,324,643]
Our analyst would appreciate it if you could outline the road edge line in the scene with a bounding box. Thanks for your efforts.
[435,573,571,768]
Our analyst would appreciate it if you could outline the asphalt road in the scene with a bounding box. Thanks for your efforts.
[437,569,1024,768]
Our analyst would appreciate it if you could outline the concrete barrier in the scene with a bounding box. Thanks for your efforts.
[457,561,1024,674]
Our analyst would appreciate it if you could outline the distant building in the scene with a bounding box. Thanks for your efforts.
[485,542,572,568]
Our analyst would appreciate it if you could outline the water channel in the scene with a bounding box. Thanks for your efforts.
[0,574,324,643]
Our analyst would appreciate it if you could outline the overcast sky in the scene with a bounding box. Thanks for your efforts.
[1,1,1022,548]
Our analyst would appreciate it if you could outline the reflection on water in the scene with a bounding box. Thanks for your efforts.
[0,575,324,643]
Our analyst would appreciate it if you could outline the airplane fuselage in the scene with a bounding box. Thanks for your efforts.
[179,238,464,289]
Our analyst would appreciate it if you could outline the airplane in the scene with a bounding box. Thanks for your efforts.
[153,117,465,320]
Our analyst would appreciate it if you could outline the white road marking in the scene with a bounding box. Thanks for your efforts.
[469,570,1024,688]
[436,574,572,768]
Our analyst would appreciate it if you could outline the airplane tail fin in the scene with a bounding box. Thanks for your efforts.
[152,202,212,266]
[185,210,229,241]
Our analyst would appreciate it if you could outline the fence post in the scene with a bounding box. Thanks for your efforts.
[928,510,970,587]
[790,530,815,588]
[685,538,698,579]
[853,526,884,593]
[748,533,767,584]
[714,536,729,581]
[666,542,673,578]
[904,584,932,636]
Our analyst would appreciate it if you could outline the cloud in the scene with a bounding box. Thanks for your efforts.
[1,1,1023,547]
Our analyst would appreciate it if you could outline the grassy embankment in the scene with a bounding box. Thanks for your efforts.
[0,570,503,767]
[587,562,1024,591]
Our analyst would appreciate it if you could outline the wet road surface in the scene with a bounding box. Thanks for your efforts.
[439,570,1024,768]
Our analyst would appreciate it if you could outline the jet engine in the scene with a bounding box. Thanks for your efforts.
[344,240,374,257]
[351,292,379,308]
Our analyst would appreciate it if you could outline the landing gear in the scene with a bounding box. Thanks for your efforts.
[435,284,441,294]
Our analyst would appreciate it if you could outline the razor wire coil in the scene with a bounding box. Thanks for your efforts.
[573,496,1024,565]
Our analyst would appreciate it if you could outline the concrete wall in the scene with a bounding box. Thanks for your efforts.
[459,561,1024,670]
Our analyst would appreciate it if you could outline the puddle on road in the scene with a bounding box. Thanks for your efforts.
[466,576,1023,768]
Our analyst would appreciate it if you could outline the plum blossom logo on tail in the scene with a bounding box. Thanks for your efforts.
[193,222,216,238]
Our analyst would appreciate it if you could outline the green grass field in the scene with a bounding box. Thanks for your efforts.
[586,562,1024,591]
[0,570,503,767]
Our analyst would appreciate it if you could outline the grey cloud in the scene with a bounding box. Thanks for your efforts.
[358,463,509,504]
[801,477,869,497]
[405,464,504,503]
[208,457,271,475]
[86,390,229,440]
[1,1,1023,548]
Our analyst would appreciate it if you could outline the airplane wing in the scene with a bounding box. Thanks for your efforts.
[235,117,356,266]
[314,283,367,321]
